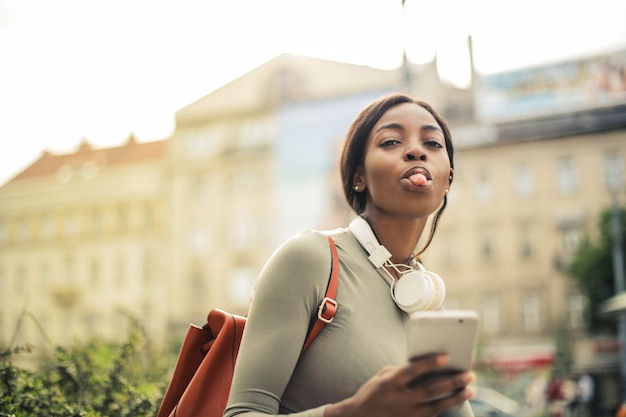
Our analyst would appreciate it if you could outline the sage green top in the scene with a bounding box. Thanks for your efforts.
[224,228,473,417]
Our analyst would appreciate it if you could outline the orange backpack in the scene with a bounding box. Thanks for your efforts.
[156,235,339,417]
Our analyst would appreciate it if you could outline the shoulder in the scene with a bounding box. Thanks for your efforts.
[268,229,335,271]
[251,229,342,308]
[256,228,352,287]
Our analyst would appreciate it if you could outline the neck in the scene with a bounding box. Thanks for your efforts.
[361,212,427,264]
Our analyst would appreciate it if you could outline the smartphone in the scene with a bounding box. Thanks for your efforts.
[406,310,478,397]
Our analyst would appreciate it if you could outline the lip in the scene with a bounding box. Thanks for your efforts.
[400,165,433,192]
[401,166,432,181]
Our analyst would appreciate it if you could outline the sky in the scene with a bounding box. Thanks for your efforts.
[0,0,624,186]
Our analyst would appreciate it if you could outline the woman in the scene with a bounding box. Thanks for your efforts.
[224,93,474,417]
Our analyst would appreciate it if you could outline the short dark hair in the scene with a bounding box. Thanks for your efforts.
[339,93,454,256]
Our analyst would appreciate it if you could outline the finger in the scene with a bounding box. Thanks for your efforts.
[417,371,475,403]
[417,384,475,415]
[374,365,409,391]
[400,353,449,387]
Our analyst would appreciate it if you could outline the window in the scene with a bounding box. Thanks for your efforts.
[567,290,585,329]
[560,226,582,262]
[117,205,127,233]
[519,238,533,259]
[604,149,622,192]
[143,202,157,230]
[481,295,501,334]
[480,236,493,261]
[513,163,533,198]
[38,263,50,288]
[267,69,302,101]
[144,203,156,230]
[81,160,99,180]
[229,214,257,248]
[188,226,209,256]
[65,256,76,283]
[0,220,6,245]
[90,208,102,236]
[115,255,125,288]
[239,120,272,149]
[90,259,100,287]
[518,222,534,259]
[56,164,73,183]
[230,267,256,305]
[65,211,79,239]
[18,217,30,243]
[190,270,206,309]
[438,233,456,266]
[191,174,210,204]
[41,214,54,241]
[475,166,493,202]
[142,251,154,284]
[557,156,577,194]
[185,129,217,158]
[231,170,255,194]
[15,264,27,294]
[442,296,461,310]
[521,292,542,332]
[84,313,99,337]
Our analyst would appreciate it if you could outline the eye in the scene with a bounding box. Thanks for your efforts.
[425,140,443,149]
[380,138,401,147]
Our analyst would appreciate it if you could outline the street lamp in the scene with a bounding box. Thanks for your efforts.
[606,153,626,404]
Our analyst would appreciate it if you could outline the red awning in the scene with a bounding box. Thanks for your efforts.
[479,355,554,372]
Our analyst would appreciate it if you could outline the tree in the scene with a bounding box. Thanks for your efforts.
[567,207,625,334]
[552,318,575,377]
[0,316,175,417]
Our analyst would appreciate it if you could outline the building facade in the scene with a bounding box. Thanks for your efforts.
[0,136,168,349]
[1,50,624,405]
[428,126,625,405]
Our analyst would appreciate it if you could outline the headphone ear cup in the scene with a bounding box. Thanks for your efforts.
[421,270,446,310]
[392,270,446,313]
[393,271,428,312]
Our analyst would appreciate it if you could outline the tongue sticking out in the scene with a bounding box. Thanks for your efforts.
[408,172,429,187]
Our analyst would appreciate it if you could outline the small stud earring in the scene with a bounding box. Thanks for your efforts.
[445,188,449,194]
[354,185,360,191]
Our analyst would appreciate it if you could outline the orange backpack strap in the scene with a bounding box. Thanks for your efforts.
[302,235,339,353]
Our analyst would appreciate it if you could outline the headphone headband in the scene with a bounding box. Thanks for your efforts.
[348,216,391,268]
[348,215,445,313]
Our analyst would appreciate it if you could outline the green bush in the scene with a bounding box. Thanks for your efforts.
[0,317,175,417]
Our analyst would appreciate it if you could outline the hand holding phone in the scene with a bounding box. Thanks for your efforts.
[406,310,478,400]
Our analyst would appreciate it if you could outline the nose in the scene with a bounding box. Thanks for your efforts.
[404,147,426,161]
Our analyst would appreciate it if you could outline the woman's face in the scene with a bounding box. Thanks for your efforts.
[356,102,452,219]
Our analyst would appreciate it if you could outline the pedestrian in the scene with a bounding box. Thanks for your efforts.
[561,375,577,417]
[576,373,594,417]
[546,374,564,417]
[525,373,547,413]
[224,93,474,417]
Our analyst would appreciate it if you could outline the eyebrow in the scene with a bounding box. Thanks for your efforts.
[374,122,443,134]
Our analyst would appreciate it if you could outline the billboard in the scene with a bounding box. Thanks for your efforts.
[475,49,626,122]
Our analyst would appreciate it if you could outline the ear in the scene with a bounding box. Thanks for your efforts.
[353,166,365,191]
[448,169,454,187]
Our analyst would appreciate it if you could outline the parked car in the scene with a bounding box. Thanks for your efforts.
[469,386,525,417]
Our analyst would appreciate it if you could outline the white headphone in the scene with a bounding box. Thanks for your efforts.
[349,216,445,313]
